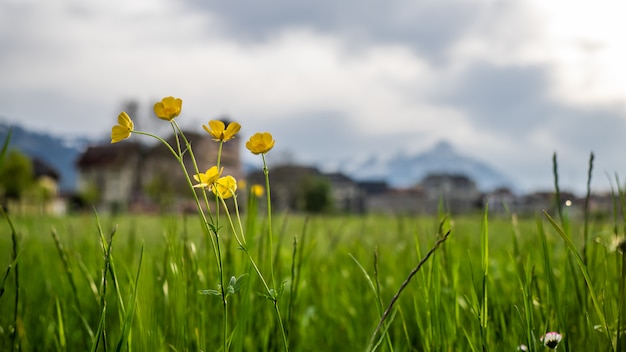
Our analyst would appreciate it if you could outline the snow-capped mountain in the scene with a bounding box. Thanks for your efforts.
[337,140,515,192]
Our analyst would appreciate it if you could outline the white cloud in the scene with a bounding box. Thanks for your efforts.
[534,1,626,109]
[2,0,626,193]
[1,0,466,142]
[450,0,626,111]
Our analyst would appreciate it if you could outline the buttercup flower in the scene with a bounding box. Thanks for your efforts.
[153,96,183,121]
[540,332,562,349]
[111,111,134,143]
[213,175,237,199]
[250,184,264,197]
[193,166,223,189]
[203,120,241,142]
[246,132,275,155]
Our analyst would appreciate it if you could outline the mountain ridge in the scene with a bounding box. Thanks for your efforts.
[335,140,515,192]
[0,121,89,191]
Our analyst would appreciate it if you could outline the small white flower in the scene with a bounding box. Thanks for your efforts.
[610,235,626,253]
[517,344,528,351]
[540,332,563,349]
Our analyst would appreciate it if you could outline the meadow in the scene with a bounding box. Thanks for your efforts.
[1,98,625,351]
[0,206,624,351]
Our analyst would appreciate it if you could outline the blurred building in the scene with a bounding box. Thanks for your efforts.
[75,122,242,213]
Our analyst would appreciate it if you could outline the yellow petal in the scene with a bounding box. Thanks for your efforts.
[209,120,225,132]
[118,111,134,130]
[246,132,275,154]
[111,125,131,143]
[154,96,183,121]
[213,175,237,199]
[153,102,166,120]
[204,166,223,183]
[223,122,242,141]
[210,120,225,130]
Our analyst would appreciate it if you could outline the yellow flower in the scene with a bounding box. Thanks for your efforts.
[251,184,265,197]
[213,175,237,199]
[193,166,223,189]
[111,111,134,143]
[246,132,275,154]
[153,96,183,121]
[203,120,241,142]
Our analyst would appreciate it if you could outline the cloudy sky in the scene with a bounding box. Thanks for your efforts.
[2,0,626,194]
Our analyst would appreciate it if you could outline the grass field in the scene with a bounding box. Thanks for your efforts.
[1,107,625,351]
[0,206,625,351]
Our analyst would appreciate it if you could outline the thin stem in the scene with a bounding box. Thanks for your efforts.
[143,125,218,260]
[170,123,228,351]
[261,154,276,288]
[260,154,288,351]
[583,152,594,265]
[1,205,20,352]
[217,194,288,350]
[231,191,247,245]
[213,228,228,352]
[171,122,216,224]
[273,301,289,352]
[138,125,229,351]
[617,253,626,351]
[366,231,451,352]
[217,197,271,292]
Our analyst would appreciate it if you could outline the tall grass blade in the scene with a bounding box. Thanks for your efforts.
[552,152,564,224]
[115,243,144,352]
[582,152,594,264]
[349,250,393,352]
[0,253,19,301]
[94,210,118,352]
[55,297,67,350]
[480,204,489,352]
[1,204,20,352]
[618,254,626,351]
[91,305,107,352]
[543,211,614,350]
[366,229,451,352]
[0,127,12,167]
[536,216,567,350]
[51,228,82,315]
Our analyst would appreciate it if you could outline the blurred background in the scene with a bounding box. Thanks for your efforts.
[1,0,625,215]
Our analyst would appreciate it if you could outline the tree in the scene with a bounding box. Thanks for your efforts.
[0,149,33,199]
[78,181,101,207]
[300,176,333,213]
[144,171,175,212]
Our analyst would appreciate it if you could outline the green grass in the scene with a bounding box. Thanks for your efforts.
[0,209,624,351]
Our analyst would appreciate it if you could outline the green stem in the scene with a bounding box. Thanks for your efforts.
[218,195,289,351]
[218,197,271,291]
[366,231,451,352]
[274,301,289,352]
[1,205,20,352]
[262,154,289,351]
[617,253,626,351]
[262,154,276,289]
[136,127,228,351]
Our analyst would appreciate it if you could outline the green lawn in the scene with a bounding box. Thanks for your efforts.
[0,209,624,351]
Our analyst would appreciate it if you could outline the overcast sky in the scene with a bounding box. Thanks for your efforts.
[2,0,626,194]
